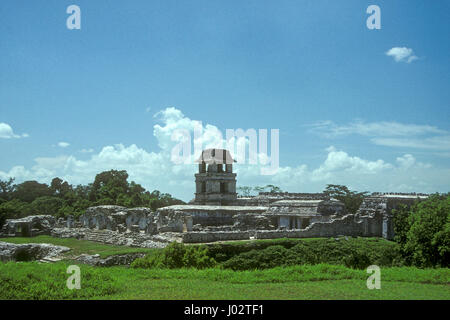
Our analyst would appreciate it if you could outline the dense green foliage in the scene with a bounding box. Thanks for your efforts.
[323,184,369,214]
[0,262,448,300]
[131,242,216,269]
[0,170,184,220]
[393,194,449,267]
[130,238,402,271]
[0,207,6,229]
[217,238,402,270]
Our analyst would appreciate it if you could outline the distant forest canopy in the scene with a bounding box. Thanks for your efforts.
[0,169,185,220]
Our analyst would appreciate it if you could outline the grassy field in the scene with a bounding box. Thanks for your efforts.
[0,262,448,300]
[0,235,155,258]
[1,236,449,300]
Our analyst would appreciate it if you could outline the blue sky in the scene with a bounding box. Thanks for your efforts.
[1,0,449,201]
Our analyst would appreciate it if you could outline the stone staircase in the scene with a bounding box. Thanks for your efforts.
[84,229,118,243]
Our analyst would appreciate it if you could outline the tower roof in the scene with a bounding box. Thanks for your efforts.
[196,149,236,164]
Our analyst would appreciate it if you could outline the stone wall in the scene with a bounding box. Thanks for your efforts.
[79,206,155,233]
[0,215,56,237]
[181,209,383,243]
[75,205,193,235]
[182,231,251,243]
[157,205,267,227]
[235,192,330,206]
[256,211,383,240]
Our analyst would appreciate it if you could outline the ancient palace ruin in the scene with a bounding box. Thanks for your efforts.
[0,148,430,246]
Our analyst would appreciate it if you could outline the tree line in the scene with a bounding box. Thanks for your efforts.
[0,169,184,225]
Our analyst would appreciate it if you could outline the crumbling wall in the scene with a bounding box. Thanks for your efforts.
[155,209,192,233]
[78,206,158,234]
[232,213,277,231]
[255,211,383,239]
[156,205,267,227]
[182,231,250,243]
[235,192,330,206]
[0,215,56,237]
[75,205,193,235]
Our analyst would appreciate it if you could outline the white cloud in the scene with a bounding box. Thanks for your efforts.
[386,47,418,63]
[80,148,94,153]
[0,123,28,139]
[58,142,70,148]
[0,108,448,201]
[372,135,450,151]
[309,120,450,151]
[311,146,392,179]
[396,154,431,169]
[309,120,445,138]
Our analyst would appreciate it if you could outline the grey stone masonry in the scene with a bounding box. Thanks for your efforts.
[194,149,237,205]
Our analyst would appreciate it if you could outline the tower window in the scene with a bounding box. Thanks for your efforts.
[220,182,228,193]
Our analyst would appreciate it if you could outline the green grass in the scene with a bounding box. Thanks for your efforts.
[0,261,119,299]
[1,262,448,300]
[0,235,155,258]
[0,237,448,300]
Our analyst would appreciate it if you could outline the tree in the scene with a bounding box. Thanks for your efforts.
[265,185,282,193]
[89,170,129,202]
[237,186,253,197]
[392,204,411,246]
[0,207,7,229]
[0,199,32,219]
[323,184,369,214]
[253,186,266,194]
[403,194,449,267]
[253,185,283,194]
[0,169,184,219]
[30,196,64,216]
[0,178,16,200]
[50,177,72,197]
[13,181,51,203]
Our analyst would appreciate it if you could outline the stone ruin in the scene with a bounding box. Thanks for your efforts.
[0,191,425,246]
[0,241,70,262]
[0,215,57,237]
[0,149,430,246]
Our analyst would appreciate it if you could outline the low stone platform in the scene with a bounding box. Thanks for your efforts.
[0,241,70,262]
[51,227,175,248]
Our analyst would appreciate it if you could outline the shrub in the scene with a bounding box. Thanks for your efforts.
[131,242,216,269]
[344,251,371,269]
[163,242,186,268]
[183,246,216,269]
[396,194,450,267]
[220,238,403,270]
[130,250,165,269]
